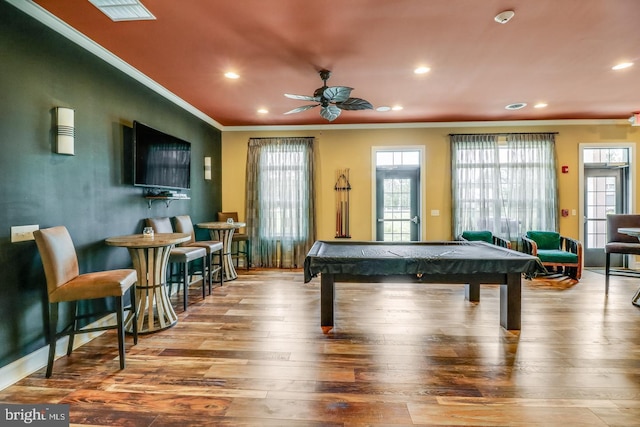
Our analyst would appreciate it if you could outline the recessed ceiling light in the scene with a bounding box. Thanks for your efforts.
[224,71,240,79]
[88,0,155,21]
[376,106,391,112]
[505,103,527,110]
[534,103,548,109]
[391,105,403,111]
[494,10,515,24]
[414,66,430,74]
[612,62,633,70]
[257,108,268,114]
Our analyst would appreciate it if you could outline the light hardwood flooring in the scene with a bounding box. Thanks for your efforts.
[1,268,639,426]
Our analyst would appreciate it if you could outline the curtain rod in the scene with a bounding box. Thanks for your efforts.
[448,132,559,136]
[248,137,314,140]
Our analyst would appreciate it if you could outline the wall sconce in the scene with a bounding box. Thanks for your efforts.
[55,107,75,155]
[204,156,212,180]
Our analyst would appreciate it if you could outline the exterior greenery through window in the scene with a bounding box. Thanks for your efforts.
[451,133,558,244]
[245,137,316,268]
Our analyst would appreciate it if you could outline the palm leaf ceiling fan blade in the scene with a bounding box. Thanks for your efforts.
[323,86,353,103]
[284,93,320,102]
[284,104,318,115]
[335,97,373,111]
[320,105,342,121]
[284,70,373,121]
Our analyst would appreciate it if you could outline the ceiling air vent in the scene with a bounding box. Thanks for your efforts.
[505,103,527,110]
[88,0,156,22]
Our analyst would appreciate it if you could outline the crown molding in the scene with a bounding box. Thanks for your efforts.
[222,118,630,132]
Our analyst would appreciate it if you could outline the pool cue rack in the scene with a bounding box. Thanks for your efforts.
[335,168,351,238]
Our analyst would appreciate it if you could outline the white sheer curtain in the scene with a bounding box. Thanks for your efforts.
[245,137,316,268]
[451,133,558,243]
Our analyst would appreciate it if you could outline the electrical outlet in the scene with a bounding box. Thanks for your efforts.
[11,225,39,243]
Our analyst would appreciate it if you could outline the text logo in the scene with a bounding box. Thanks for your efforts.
[1,404,69,426]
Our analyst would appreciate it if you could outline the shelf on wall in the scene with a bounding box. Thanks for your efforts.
[144,195,190,208]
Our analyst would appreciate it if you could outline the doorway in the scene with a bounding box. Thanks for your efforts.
[580,146,633,267]
[373,149,422,241]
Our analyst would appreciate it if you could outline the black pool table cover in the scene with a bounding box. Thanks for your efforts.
[304,240,543,282]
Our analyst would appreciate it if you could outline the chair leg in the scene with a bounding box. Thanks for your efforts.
[205,253,212,296]
[215,250,223,287]
[67,301,78,356]
[116,296,126,370]
[605,253,611,295]
[231,241,238,268]
[46,302,59,378]
[130,286,138,345]
[166,263,175,297]
[182,263,189,311]
[246,240,251,270]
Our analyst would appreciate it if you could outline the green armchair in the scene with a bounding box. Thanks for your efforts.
[458,230,511,249]
[522,231,582,280]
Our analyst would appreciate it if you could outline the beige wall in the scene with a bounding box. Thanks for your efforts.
[222,123,640,241]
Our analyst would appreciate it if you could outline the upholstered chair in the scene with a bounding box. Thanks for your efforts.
[145,217,207,310]
[522,231,582,280]
[605,214,640,294]
[33,226,138,378]
[173,215,224,292]
[217,211,250,269]
[458,230,511,249]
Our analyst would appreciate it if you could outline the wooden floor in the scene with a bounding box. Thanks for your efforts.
[1,268,640,426]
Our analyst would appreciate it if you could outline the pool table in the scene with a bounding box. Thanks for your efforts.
[304,240,544,331]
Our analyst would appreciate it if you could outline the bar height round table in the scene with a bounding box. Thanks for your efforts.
[616,227,640,307]
[197,221,246,281]
[105,232,190,333]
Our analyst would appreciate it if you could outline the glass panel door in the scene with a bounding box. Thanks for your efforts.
[376,167,419,241]
[583,167,625,267]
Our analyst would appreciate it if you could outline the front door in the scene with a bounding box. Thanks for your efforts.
[583,167,626,267]
[375,167,420,241]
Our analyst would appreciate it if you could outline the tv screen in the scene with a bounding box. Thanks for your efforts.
[133,121,191,191]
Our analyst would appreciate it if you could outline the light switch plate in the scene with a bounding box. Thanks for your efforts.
[430,209,440,216]
[11,225,39,243]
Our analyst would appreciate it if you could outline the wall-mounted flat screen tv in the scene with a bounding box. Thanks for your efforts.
[133,121,191,191]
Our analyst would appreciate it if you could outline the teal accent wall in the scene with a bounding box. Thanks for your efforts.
[0,2,222,368]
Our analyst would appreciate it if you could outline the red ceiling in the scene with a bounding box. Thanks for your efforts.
[27,0,640,127]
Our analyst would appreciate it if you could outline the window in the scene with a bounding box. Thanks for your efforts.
[451,133,558,242]
[245,137,315,268]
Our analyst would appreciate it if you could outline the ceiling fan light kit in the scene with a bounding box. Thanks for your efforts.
[285,70,373,121]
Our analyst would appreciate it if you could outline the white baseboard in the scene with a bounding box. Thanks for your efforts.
[0,314,116,391]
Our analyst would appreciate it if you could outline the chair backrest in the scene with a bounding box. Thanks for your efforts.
[526,230,560,250]
[145,217,173,233]
[217,212,239,222]
[461,230,493,243]
[606,214,640,243]
[173,215,196,244]
[33,226,80,297]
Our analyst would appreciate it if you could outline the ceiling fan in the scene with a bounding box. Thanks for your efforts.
[284,70,373,121]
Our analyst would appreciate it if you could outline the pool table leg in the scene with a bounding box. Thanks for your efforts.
[321,273,335,332]
[465,283,480,302]
[500,273,521,330]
